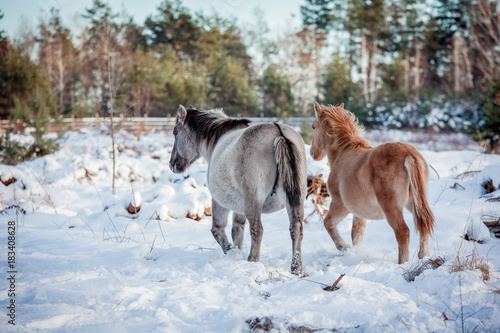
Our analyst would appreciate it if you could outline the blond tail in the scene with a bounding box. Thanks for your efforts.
[405,155,435,236]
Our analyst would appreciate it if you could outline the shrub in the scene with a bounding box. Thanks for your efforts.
[470,79,500,153]
[0,130,58,165]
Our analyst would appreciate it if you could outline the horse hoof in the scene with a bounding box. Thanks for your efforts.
[247,255,260,262]
[291,265,302,275]
[222,244,233,254]
[337,244,351,252]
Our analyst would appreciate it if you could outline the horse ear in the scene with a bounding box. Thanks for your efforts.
[314,102,322,116]
[177,105,187,121]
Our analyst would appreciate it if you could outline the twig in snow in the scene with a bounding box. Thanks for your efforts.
[52,220,73,240]
[143,210,166,242]
[149,235,157,253]
[114,298,124,311]
[80,216,97,240]
[184,244,216,252]
[323,273,345,291]
[90,179,122,242]
[429,164,440,179]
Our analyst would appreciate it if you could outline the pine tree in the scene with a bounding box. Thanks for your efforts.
[37,8,79,115]
[260,64,294,117]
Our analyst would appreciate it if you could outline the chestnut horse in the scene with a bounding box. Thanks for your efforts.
[310,102,434,264]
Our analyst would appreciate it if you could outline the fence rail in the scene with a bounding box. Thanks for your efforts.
[0,116,314,134]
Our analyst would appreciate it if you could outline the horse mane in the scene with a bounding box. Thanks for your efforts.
[184,107,251,149]
[319,104,372,150]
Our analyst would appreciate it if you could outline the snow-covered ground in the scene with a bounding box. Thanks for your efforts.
[1,127,500,332]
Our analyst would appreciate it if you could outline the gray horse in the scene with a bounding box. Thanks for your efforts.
[169,105,307,274]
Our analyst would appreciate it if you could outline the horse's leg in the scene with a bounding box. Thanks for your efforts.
[231,213,246,250]
[245,201,263,263]
[324,197,350,251]
[418,233,430,259]
[351,216,367,246]
[211,200,232,254]
[380,204,410,264]
[286,203,304,275]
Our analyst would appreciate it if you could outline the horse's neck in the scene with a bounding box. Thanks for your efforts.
[198,140,214,162]
[326,149,342,165]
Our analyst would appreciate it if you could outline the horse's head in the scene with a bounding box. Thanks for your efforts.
[310,102,329,161]
[169,105,200,173]
[311,102,370,159]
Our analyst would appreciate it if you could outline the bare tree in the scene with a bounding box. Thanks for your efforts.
[37,9,78,114]
[82,0,128,194]
[467,0,500,82]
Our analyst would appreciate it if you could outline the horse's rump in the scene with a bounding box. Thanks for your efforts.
[210,122,305,213]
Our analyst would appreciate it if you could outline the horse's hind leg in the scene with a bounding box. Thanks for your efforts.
[287,203,304,275]
[211,200,232,254]
[352,216,367,246]
[231,213,246,250]
[380,204,410,264]
[245,201,263,263]
[418,233,430,259]
[324,197,350,251]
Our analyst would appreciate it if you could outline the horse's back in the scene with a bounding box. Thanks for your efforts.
[334,142,425,219]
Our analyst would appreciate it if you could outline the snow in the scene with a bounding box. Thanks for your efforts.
[1,128,500,332]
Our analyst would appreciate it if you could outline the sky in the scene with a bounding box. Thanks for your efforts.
[0,0,304,39]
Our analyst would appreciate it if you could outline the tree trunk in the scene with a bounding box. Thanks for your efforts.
[462,43,473,89]
[453,34,460,93]
[368,36,378,103]
[360,30,369,103]
[57,43,65,109]
[404,56,410,92]
[107,48,116,195]
[414,41,421,92]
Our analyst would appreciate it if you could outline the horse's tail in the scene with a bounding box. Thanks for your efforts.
[273,123,302,207]
[405,154,434,236]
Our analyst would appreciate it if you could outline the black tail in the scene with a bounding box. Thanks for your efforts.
[273,123,302,207]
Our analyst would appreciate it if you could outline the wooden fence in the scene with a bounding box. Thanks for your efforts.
[0,116,314,134]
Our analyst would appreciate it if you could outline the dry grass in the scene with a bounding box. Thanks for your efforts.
[456,170,480,181]
[403,257,446,282]
[451,252,491,281]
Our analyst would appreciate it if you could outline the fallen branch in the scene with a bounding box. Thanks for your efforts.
[0,176,17,186]
[323,273,345,291]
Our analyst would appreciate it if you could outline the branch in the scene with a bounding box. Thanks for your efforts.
[323,273,345,291]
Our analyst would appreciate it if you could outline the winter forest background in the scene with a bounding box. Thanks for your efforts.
[0,0,499,162]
